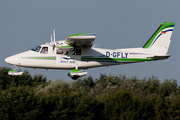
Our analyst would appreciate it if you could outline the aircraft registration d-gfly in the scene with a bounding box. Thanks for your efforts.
[5,22,175,80]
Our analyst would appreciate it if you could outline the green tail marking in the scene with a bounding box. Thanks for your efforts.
[143,22,175,49]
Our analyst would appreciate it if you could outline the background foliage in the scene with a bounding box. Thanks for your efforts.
[0,67,180,120]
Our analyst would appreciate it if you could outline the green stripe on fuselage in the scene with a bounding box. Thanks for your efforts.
[20,57,56,60]
[81,57,154,62]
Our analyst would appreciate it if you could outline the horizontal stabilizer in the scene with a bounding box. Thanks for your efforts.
[147,55,171,60]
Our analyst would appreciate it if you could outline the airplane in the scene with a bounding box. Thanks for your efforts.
[5,22,175,80]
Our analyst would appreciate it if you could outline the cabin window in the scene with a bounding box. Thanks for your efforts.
[31,46,41,52]
[57,50,68,55]
[40,47,48,54]
[73,49,81,55]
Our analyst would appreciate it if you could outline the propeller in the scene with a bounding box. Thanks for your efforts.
[47,29,57,50]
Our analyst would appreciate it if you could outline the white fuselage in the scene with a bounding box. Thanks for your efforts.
[5,41,159,70]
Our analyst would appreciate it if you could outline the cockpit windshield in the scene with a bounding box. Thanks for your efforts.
[31,46,41,52]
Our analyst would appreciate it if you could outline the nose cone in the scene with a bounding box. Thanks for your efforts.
[5,55,18,65]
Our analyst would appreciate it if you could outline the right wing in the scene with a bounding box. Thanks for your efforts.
[65,33,96,47]
[47,30,96,50]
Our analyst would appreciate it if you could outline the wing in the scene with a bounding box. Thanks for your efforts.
[65,33,96,47]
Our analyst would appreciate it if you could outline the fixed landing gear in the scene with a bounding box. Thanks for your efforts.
[68,69,87,80]
[8,65,23,76]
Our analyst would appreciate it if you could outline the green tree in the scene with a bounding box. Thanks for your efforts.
[0,67,48,90]
[0,86,39,120]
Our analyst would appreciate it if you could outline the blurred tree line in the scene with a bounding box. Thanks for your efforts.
[0,67,180,119]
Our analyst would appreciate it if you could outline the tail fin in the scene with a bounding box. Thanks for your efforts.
[143,22,175,54]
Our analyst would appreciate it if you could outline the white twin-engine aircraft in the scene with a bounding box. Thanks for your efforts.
[5,22,175,80]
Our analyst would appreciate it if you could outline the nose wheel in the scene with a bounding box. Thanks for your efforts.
[8,65,23,76]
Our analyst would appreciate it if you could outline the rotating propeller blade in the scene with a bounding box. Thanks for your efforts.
[47,29,57,51]
[51,34,53,43]
[53,29,56,46]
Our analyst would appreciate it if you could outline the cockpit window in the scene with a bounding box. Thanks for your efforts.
[31,46,41,52]
[40,47,48,54]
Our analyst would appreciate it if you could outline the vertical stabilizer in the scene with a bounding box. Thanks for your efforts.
[143,22,175,54]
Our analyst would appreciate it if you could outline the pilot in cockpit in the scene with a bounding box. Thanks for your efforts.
[41,47,48,54]
[44,48,48,54]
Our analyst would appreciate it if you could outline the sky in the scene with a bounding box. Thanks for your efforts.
[1,1,180,82]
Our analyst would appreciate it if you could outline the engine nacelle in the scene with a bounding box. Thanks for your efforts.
[68,69,87,80]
